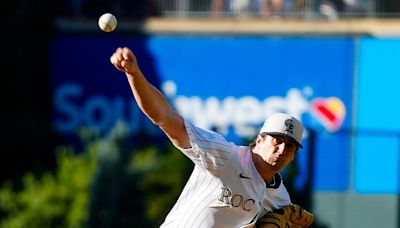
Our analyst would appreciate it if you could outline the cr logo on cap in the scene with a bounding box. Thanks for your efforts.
[285,119,294,135]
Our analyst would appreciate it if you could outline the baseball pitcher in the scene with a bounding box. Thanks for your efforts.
[110,47,314,228]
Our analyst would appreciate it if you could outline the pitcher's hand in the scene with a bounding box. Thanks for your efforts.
[110,47,139,75]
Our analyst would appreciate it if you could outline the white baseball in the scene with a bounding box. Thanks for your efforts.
[98,13,117,32]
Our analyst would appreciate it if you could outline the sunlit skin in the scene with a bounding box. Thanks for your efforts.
[251,134,298,184]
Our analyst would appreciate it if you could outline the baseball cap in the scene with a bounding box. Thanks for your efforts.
[260,113,304,148]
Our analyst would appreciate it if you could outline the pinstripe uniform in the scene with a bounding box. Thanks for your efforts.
[160,120,291,228]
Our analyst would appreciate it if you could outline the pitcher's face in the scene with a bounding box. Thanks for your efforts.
[256,134,298,172]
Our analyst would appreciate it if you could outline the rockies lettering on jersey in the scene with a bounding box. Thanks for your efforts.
[219,187,256,211]
[160,120,291,228]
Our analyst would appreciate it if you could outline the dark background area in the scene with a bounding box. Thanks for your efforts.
[0,0,159,185]
[1,0,58,184]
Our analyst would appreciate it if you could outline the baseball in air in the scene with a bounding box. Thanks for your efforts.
[98,13,117,32]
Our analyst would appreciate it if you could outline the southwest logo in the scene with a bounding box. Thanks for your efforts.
[309,97,346,132]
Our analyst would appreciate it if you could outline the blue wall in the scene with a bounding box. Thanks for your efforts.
[354,38,400,194]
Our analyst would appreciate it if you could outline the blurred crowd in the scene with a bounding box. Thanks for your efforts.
[61,0,400,20]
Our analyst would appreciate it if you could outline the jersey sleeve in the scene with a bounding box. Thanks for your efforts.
[177,119,234,175]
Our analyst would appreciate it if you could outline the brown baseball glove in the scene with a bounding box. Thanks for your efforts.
[256,204,315,228]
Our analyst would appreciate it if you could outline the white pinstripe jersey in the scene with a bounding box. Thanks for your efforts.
[160,120,291,228]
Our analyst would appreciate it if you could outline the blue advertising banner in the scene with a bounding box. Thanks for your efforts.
[50,35,355,192]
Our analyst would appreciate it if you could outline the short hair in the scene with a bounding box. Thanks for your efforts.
[248,132,268,149]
